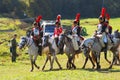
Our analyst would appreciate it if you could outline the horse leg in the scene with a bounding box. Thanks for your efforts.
[104,52,111,64]
[114,53,120,65]
[82,50,90,69]
[30,56,34,72]
[66,59,70,69]
[55,56,62,70]
[117,54,120,65]
[88,55,95,69]
[72,56,75,65]
[48,55,52,70]
[82,57,88,69]
[50,54,55,70]
[42,56,49,70]
[33,55,40,69]
[109,52,116,69]
[96,52,101,70]
[69,55,76,69]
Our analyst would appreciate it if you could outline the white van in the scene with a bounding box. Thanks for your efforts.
[41,20,56,37]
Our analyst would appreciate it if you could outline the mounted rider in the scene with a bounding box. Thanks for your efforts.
[105,13,113,43]
[53,14,63,54]
[96,7,112,51]
[54,15,63,38]
[31,15,43,56]
[71,13,84,51]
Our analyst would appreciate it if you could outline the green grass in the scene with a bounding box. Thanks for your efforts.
[0,54,120,80]
[0,18,120,80]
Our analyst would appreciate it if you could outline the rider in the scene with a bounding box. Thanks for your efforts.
[31,15,43,56]
[96,7,112,51]
[53,14,63,54]
[105,13,113,43]
[71,13,84,51]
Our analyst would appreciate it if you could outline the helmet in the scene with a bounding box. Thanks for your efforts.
[56,14,61,25]
[99,7,106,22]
[74,13,80,25]
[35,15,42,23]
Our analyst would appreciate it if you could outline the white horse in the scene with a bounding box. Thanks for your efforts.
[81,33,120,69]
[19,36,40,72]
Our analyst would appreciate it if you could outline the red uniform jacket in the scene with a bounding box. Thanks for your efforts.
[54,27,63,37]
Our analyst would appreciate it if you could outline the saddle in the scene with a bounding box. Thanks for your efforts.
[94,34,113,51]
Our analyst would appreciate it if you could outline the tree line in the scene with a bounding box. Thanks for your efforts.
[0,0,120,19]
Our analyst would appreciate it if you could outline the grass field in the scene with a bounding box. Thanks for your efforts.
[0,18,120,80]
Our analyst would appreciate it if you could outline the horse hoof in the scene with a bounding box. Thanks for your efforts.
[42,66,45,70]
[96,65,101,70]
[92,66,95,69]
[108,66,112,69]
[92,65,95,69]
[82,66,85,69]
[60,67,62,70]
[49,68,52,70]
[30,69,33,72]
[42,68,44,71]
[66,66,70,69]
[37,66,40,69]
[74,66,76,69]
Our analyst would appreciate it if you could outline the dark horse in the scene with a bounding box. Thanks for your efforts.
[58,31,84,69]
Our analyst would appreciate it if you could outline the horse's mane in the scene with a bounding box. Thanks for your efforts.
[65,35,72,42]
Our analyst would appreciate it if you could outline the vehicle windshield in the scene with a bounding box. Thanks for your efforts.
[45,25,55,33]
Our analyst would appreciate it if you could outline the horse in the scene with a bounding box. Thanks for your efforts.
[58,32,84,69]
[19,36,42,72]
[42,35,62,70]
[81,31,120,70]
[110,30,120,65]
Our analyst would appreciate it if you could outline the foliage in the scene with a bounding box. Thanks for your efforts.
[0,0,120,18]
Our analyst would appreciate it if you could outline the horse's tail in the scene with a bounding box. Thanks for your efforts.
[91,51,96,64]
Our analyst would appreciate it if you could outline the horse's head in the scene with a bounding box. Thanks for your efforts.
[58,32,72,49]
[19,36,27,49]
[114,29,120,38]
[43,35,50,47]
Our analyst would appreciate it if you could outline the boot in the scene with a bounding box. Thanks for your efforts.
[38,46,42,56]
[77,41,81,46]
[104,43,108,52]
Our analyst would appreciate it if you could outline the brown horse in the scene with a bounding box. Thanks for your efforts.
[58,32,85,69]
[42,35,63,70]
